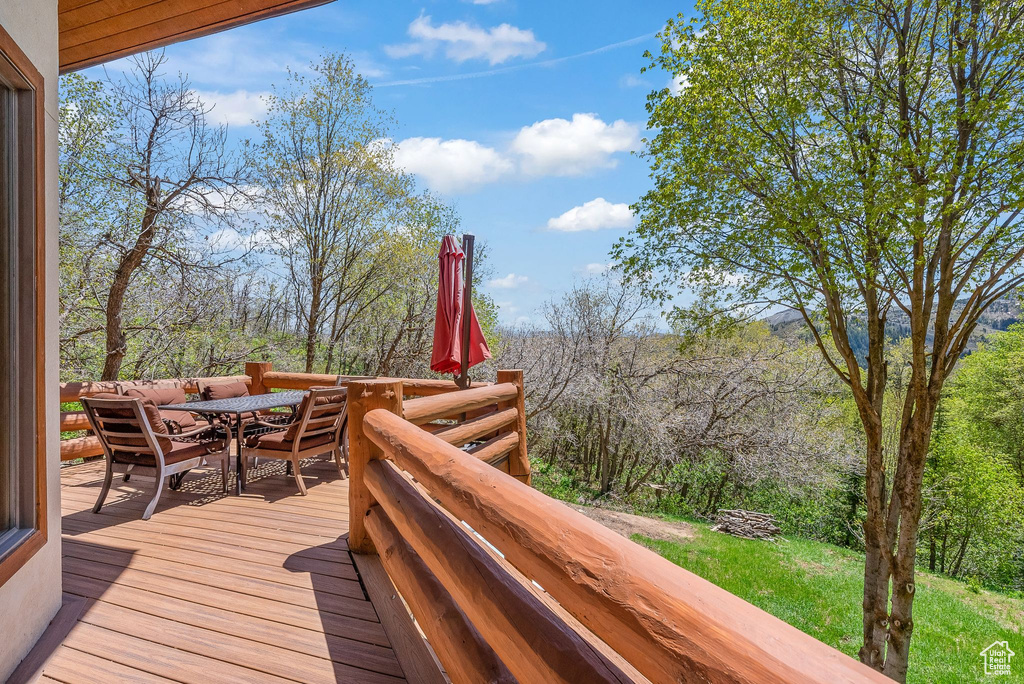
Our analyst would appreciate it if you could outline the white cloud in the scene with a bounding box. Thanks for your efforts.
[181,184,263,216]
[489,273,529,289]
[669,74,689,95]
[580,262,614,275]
[393,137,513,194]
[619,74,649,88]
[547,198,634,232]
[207,227,245,250]
[511,113,639,176]
[140,32,313,91]
[390,112,638,193]
[385,15,545,65]
[195,90,267,127]
[205,226,272,252]
[350,52,390,79]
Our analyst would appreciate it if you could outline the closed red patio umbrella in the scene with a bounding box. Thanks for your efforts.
[431,234,490,383]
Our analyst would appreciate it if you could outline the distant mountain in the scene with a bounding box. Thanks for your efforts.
[766,296,1021,359]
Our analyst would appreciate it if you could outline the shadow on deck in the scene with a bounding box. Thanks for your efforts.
[10,457,438,683]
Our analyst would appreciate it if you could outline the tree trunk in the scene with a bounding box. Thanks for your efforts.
[858,413,891,671]
[303,280,323,374]
[598,410,612,494]
[705,472,729,516]
[882,396,938,681]
[101,184,160,381]
[950,531,972,577]
[854,391,936,683]
[928,531,936,572]
[940,524,948,573]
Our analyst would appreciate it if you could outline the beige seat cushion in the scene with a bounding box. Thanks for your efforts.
[122,387,197,429]
[116,439,214,466]
[283,388,346,441]
[90,392,173,453]
[202,380,249,401]
[248,430,334,453]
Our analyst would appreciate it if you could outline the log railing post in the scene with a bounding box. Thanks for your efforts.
[497,369,530,484]
[346,379,403,554]
[245,361,272,395]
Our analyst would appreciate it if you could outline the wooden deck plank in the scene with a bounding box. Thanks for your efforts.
[61,536,365,599]
[75,600,405,684]
[61,547,377,620]
[40,458,443,683]
[59,520,360,580]
[60,508,354,564]
[63,558,386,641]
[40,646,177,684]
[58,488,351,532]
[58,522,360,580]
[60,621,292,684]
[60,489,351,548]
[59,478,353,527]
[61,572,400,669]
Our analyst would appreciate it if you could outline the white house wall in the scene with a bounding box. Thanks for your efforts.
[0,0,62,679]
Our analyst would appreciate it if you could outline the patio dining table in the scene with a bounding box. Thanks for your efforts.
[164,390,307,495]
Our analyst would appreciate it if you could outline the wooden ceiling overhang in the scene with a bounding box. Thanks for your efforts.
[59,0,334,74]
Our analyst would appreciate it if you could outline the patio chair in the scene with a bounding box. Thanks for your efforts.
[82,394,232,520]
[242,386,347,495]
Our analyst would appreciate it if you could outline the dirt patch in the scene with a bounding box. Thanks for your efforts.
[571,505,695,544]
[790,556,829,576]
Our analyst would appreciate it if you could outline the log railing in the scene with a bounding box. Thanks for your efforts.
[57,361,496,462]
[58,374,253,460]
[346,377,889,684]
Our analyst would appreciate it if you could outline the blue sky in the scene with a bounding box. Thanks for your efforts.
[86,0,690,326]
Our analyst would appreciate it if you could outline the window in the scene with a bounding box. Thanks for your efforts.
[0,26,46,585]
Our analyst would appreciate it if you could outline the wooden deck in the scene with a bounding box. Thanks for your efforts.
[12,457,442,684]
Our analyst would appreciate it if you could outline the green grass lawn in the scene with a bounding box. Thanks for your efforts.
[636,524,1023,683]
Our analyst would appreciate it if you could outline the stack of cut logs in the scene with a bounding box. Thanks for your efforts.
[711,509,781,541]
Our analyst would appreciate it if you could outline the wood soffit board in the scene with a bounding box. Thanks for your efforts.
[59,0,335,74]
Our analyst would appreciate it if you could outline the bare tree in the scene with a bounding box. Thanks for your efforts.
[93,51,250,380]
[505,277,846,508]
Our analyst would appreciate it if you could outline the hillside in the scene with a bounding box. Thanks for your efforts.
[636,521,1023,684]
[766,297,1021,359]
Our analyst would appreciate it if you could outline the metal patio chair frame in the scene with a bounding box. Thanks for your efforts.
[82,396,232,519]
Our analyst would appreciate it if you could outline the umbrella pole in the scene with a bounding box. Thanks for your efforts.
[457,233,475,390]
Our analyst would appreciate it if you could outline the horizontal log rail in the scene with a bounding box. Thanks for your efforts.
[363,504,515,683]
[364,458,631,683]
[59,374,250,403]
[260,370,344,390]
[261,370,490,397]
[60,434,103,460]
[347,377,887,684]
[467,431,519,465]
[59,362,492,461]
[402,383,517,425]
[60,411,91,432]
[432,407,517,447]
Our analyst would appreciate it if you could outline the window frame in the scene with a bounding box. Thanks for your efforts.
[0,22,47,587]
